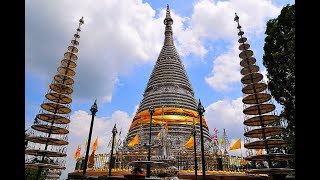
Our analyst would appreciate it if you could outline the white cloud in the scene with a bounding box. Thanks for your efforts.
[190,0,281,91]
[175,27,208,58]
[26,0,209,104]
[26,0,282,103]
[168,11,207,58]
[204,97,245,150]
[260,68,269,84]
[191,0,281,40]
[132,104,140,117]
[205,96,255,156]
[26,0,160,103]
[62,110,132,179]
[205,43,241,91]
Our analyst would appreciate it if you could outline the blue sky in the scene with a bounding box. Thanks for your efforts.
[25,0,294,179]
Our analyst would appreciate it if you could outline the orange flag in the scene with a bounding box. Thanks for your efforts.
[74,145,81,159]
[256,149,262,155]
[92,137,98,152]
[88,150,95,168]
[229,139,241,150]
[240,159,248,165]
[164,122,168,133]
[184,136,194,148]
[128,134,139,147]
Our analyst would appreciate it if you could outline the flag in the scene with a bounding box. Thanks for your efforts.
[211,128,218,141]
[218,138,224,144]
[85,139,88,148]
[184,136,194,148]
[157,132,161,137]
[229,139,241,150]
[213,128,218,140]
[210,134,214,140]
[88,150,95,168]
[240,159,248,165]
[256,149,262,155]
[164,122,168,133]
[73,145,81,159]
[128,134,139,147]
[92,137,98,152]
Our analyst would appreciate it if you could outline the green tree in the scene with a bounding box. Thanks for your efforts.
[263,4,295,166]
[25,157,51,179]
[25,168,47,180]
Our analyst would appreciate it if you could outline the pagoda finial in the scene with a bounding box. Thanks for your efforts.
[80,16,84,24]
[163,4,174,45]
[234,12,239,22]
[234,12,242,30]
[77,16,85,32]
[166,4,171,19]
[164,4,173,26]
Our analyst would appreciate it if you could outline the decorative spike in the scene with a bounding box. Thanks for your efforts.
[25,18,84,179]
[234,12,239,22]
[79,16,84,24]
[234,13,242,30]
[90,99,98,113]
[235,13,294,177]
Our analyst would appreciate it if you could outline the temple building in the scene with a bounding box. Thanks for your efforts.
[72,6,217,173]
[120,5,213,169]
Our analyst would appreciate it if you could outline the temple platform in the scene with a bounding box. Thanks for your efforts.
[67,170,270,180]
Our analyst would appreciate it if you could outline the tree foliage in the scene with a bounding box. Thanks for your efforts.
[25,157,52,179]
[263,4,295,160]
[25,168,47,180]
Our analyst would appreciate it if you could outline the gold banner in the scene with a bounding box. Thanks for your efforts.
[133,107,199,120]
[129,107,208,130]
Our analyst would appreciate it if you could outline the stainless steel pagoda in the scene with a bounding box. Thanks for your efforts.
[122,5,212,170]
